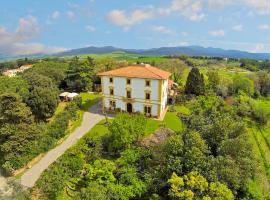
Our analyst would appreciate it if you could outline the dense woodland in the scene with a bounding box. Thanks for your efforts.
[1,54,270,199]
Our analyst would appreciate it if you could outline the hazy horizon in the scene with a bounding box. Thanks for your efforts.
[1,0,270,56]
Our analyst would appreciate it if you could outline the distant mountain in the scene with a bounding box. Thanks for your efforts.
[2,45,270,61]
[54,45,270,60]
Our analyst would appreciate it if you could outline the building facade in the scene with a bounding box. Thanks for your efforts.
[98,64,171,118]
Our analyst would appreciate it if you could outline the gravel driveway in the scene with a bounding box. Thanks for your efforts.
[20,103,105,188]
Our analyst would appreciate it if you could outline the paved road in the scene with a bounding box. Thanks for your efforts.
[20,103,105,188]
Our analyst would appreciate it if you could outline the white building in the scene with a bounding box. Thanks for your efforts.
[3,64,33,77]
[98,64,171,118]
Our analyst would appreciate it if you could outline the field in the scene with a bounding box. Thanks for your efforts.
[62,52,168,63]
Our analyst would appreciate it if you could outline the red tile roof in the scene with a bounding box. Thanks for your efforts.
[98,64,171,80]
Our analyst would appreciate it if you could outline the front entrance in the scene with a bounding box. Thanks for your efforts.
[126,103,133,113]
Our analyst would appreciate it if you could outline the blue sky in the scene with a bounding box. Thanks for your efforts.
[1,0,270,55]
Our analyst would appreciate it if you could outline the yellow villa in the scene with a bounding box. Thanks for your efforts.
[98,63,172,118]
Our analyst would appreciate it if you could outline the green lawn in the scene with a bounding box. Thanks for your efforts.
[145,105,189,134]
[80,92,101,111]
[89,120,111,139]
[163,112,183,132]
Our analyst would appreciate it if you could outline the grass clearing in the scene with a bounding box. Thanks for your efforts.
[80,92,101,111]
[145,105,188,134]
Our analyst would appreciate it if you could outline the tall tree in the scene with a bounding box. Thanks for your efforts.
[207,70,221,92]
[0,76,29,102]
[27,86,59,120]
[65,56,95,92]
[23,73,59,120]
[185,67,205,95]
[0,93,40,172]
[230,74,254,96]
[257,71,270,96]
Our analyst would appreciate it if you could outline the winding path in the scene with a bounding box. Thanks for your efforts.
[20,103,105,188]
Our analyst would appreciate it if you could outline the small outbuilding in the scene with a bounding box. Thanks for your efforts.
[67,92,79,101]
[59,92,79,101]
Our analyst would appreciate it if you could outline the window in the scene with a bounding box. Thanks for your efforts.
[145,80,151,87]
[144,106,151,115]
[126,78,131,85]
[110,88,114,95]
[109,101,116,110]
[126,90,131,98]
[109,77,113,83]
[145,92,150,100]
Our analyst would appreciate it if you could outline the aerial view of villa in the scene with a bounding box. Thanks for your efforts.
[98,64,171,118]
[1,1,270,200]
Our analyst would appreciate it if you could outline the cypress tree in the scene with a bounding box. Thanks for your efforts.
[185,67,205,95]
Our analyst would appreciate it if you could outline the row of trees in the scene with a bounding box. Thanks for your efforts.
[184,67,270,98]
[240,58,270,71]
[0,60,88,173]
[0,58,37,72]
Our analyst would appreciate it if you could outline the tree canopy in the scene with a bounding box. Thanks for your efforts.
[185,67,205,95]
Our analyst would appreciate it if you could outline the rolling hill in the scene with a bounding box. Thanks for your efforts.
[54,45,270,60]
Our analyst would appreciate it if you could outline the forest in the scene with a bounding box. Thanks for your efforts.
[1,53,270,199]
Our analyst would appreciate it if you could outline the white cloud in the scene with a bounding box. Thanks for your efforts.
[252,43,266,53]
[158,0,206,21]
[151,26,175,35]
[107,9,153,29]
[244,0,270,15]
[85,25,96,32]
[107,0,206,28]
[51,11,60,20]
[259,24,269,30]
[209,29,225,37]
[66,11,76,21]
[0,16,66,55]
[233,24,243,32]
[208,0,232,9]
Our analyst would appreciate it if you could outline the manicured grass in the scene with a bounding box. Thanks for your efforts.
[174,105,191,115]
[89,120,111,139]
[145,105,189,134]
[80,92,101,111]
[163,112,183,132]
[145,119,160,135]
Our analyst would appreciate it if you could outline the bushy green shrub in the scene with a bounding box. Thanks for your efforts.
[41,98,82,151]
[251,103,270,125]
[107,113,147,152]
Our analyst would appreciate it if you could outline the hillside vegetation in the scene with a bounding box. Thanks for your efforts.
[1,54,270,199]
